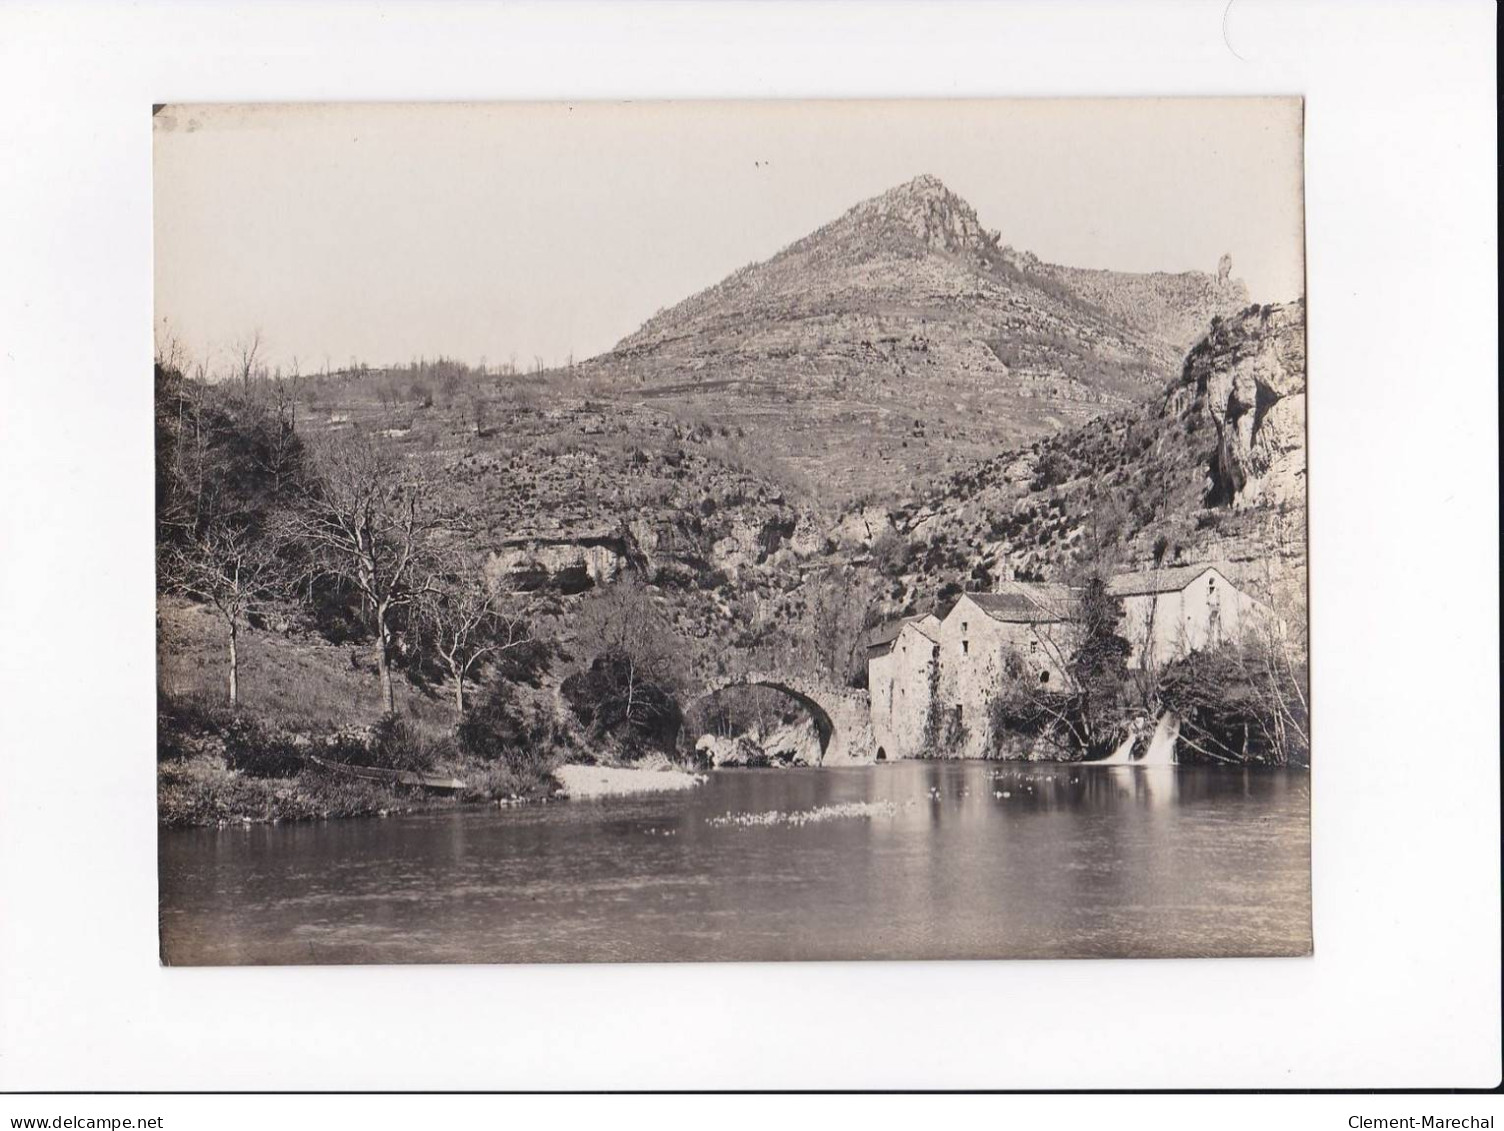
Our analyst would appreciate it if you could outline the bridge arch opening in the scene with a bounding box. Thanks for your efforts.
[687,680,838,765]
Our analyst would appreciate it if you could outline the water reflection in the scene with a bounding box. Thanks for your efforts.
[160,761,1311,965]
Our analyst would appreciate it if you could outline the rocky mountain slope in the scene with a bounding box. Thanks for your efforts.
[582,175,1249,503]
[871,300,1307,620]
[418,299,1306,679]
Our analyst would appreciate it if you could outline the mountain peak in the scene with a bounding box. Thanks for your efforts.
[843,174,994,255]
[883,173,954,201]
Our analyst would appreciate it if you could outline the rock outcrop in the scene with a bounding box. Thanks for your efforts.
[843,298,1307,627]
[484,534,635,594]
[1176,301,1307,509]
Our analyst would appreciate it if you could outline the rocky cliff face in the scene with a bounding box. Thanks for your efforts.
[854,300,1308,622]
[1172,301,1306,509]
[484,535,634,595]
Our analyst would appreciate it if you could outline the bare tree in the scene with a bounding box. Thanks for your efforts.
[419,565,534,717]
[159,522,287,706]
[1076,489,1129,572]
[467,391,489,437]
[231,329,263,388]
[986,574,1130,757]
[291,431,441,713]
[155,320,188,375]
[568,576,686,745]
[1237,578,1309,764]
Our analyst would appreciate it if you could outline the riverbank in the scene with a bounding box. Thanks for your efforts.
[156,677,578,827]
[156,752,533,827]
[158,755,707,826]
[160,703,715,824]
[554,763,707,799]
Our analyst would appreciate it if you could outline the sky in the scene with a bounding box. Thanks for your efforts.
[154,98,1305,375]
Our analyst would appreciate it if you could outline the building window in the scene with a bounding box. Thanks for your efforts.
[962,640,970,655]
[1029,639,1039,654]
[1039,671,1050,685]
[961,621,968,633]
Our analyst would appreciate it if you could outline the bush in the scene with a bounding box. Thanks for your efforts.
[458,684,546,761]
[363,713,442,773]
[870,528,912,577]
[1031,450,1070,491]
[157,692,231,762]
[561,656,683,759]
[987,682,1090,761]
[455,683,562,793]
[222,718,306,778]
[1159,642,1309,766]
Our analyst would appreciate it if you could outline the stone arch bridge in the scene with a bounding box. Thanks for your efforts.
[692,671,876,766]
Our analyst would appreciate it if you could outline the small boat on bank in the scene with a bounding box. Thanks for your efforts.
[306,754,466,793]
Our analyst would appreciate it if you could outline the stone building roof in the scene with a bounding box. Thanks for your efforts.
[906,618,942,643]
[965,582,1072,624]
[870,568,1243,655]
[866,613,941,652]
[1106,564,1228,597]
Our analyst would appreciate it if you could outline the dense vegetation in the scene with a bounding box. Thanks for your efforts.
[154,358,707,824]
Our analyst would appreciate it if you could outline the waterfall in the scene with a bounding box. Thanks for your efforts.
[1141,711,1181,766]
[1096,730,1138,765]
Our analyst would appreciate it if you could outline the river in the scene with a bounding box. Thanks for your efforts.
[158,761,1311,964]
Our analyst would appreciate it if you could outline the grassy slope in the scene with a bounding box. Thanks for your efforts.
[158,598,569,826]
[159,597,453,734]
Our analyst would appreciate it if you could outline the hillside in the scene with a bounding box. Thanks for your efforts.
[236,299,1303,696]
[581,175,1249,502]
[870,300,1307,621]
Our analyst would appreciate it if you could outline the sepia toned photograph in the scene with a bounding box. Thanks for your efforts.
[154,98,1310,966]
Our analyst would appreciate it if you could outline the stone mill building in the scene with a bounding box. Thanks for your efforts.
[866,565,1266,760]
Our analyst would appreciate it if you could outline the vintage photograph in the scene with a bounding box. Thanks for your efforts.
[154,98,1309,965]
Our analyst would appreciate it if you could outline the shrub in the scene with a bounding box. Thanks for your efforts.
[458,684,547,762]
[561,657,683,759]
[870,528,912,577]
[455,683,563,792]
[364,713,441,774]
[222,718,306,778]
[1031,450,1069,491]
[1159,642,1309,767]
[157,692,231,762]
